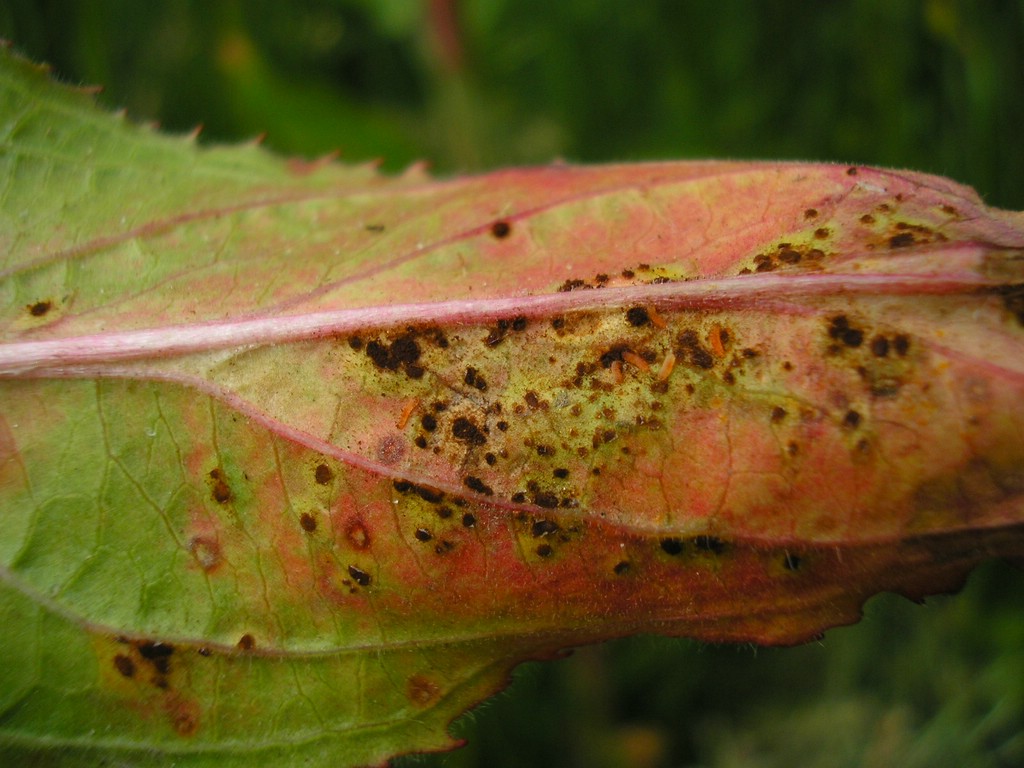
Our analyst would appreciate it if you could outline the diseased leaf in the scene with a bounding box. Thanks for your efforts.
[2,46,1023,767]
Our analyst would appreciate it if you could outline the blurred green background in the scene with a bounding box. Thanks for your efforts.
[2,1,1023,766]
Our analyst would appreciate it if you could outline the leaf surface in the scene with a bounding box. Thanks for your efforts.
[1,47,1023,767]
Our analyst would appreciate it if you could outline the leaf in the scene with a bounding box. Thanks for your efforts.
[1,45,1023,767]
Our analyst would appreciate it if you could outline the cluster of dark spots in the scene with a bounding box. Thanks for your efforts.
[114,654,136,678]
[771,406,787,423]
[434,539,455,555]
[414,528,432,542]
[208,469,232,504]
[452,417,487,445]
[314,463,334,485]
[524,390,549,409]
[299,513,317,533]
[827,315,863,348]
[365,334,424,378]
[426,328,449,348]
[887,221,944,249]
[553,467,569,479]
[613,560,631,575]
[464,366,488,391]
[783,552,802,571]
[626,306,650,326]
[348,336,364,351]
[694,535,726,554]
[347,565,371,587]
[558,278,593,292]
[843,409,862,428]
[392,480,445,503]
[591,428,618,449]
[463,476,493,495]
[27,300,53,317]
[660,537,684,555]
[676,330,714,369]
[490,220,512,239]
[462,512,476,527]
[138,641,174,676]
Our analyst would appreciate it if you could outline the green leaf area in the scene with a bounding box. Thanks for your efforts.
[2,47,1023,767]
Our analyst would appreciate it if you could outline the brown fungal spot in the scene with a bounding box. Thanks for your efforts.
[348,336,364,351]
[114,654,135,678]
[843,410,862,428]
[813,227,829,240]
[347,565,371,587]
[208,469,232,504]
[188,536,221,572]
[365,223,385,233]
[771,406,787,423]
[660,537,683,555]
[783,553,802,571]
[870,335,890,357]
[414,528,432,542]
[626,306,650,326]
[889,232,916,248]
[778,248,802,264]
[167,698,200,737]
[461,512,476,528]
[345,521,371,550]
[485,452,497,465]
[314,463,334,485]
[490,220,511,239]
[463,476,493,495]
[535,444,555,456]
[893,334,911,355]
[804,208,818,219]
[137,642,174,677]
[299,513,317,533]
[420,413,437,432]
[846,166,858,176]
[512,315,528,331]
[536,543,553,557]
[787,441,799,456]
[408,674,441,706]
[859,214,875,224]
[414,435,428,449]
[533,491,559,508]
[613,561,631,575]
[28,300,52,317]
[524,390,544,409]
[553,467,569,479]
[558,278,591,292]
[237,634,255,651]
[497,420,509,431]
[993,284,1024,326]
[437,506,453,519]
[452,417,487,445]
